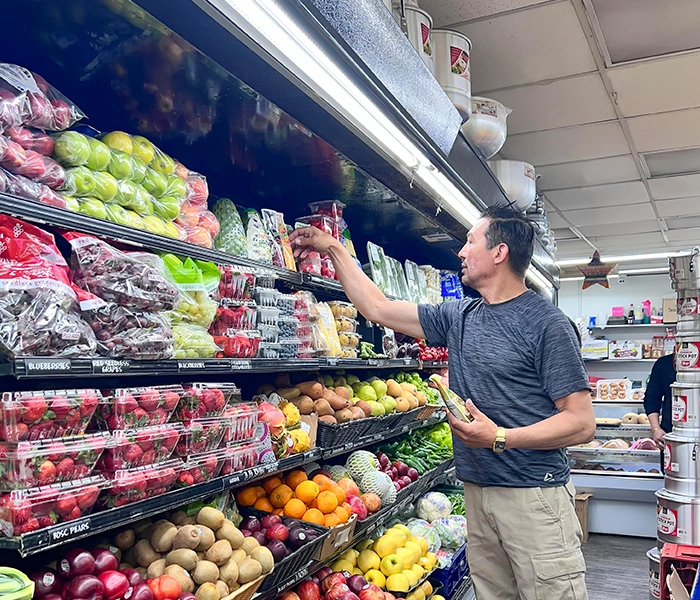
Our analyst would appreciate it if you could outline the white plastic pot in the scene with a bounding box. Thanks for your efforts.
[432,29,472,119]
[487,159,537,211]
[392,3,434,74]
[461,97,511,159]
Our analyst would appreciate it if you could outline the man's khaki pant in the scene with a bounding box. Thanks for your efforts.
[463,480,588,600]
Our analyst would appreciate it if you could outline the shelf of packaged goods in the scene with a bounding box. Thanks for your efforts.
[591,324,674,330]
[0,448,322,557]
[584,358,658,363]
[254,464,457,600]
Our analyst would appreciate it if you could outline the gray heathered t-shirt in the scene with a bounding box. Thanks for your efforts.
[417,290,589,488]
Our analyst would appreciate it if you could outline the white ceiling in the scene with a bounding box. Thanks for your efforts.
[417,0,700,274]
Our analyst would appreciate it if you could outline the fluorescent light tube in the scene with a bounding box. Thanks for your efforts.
[557,251,680,267]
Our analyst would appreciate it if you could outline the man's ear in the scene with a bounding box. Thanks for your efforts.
[493,242,509,266]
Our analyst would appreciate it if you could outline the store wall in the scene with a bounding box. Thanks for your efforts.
[558,274,674,321]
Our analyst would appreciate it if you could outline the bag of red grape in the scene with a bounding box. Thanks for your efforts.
[0,216,96,357]
[0,63,85,131]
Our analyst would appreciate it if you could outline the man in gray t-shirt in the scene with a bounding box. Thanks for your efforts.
[289,206,595,600]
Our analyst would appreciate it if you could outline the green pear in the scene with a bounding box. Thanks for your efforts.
[371,380,388,398]
[323,375,334,388]
[368,401,385,417]
[357,385,377,403]
[379,395,397,414]
[347,375,360,385]
[334,376,347,387]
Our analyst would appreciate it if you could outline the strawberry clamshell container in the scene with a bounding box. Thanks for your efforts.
[220,442,259,476]
[222,403,260,445]
[95,384,184,430]
[176,449,227,487]
[97,424,183,471]
[175,383,241,421]
[174,417,234,457]
[99,459,182,509]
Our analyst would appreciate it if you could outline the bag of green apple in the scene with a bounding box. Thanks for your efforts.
[193,260,222,299]
[161,253,218,328]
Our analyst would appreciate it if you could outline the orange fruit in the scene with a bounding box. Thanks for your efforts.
[334,506,349,523]
[302,508,325,526]
[270,484,294,508]
[253,497,274,512]
[329,485,346,505]
[273,508,284,516]
[284,498,307,519]
[236,487,258,507]
[312,474,333,487]
[309,499,319,509]
[296,480,320,504]
[324,513,341,528]
[286,470,308,490]
[253,486,267,499]
[342,501,353,515]
[263,477,283,495]
[318,490,339,514]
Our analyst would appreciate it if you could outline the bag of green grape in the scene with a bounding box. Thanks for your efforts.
[161,253,218,328]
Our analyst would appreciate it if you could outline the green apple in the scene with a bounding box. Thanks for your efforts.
[92,171,119,202]
[372,380,388,398]
[131,135,155,165]
[107,149,134,180]
[141,215,167,236]
[133,184,154,215]
[63,195,80,212]
[64,166,96,197]
[105,203,131,226]
[124,209,145,230]
[379,395,397,414]
[53,132,91,167]
[115,179,137,208]
[141,168,167,197]
[102,131,133,154]
[151,150,175,175]
[153,195,180,220]
[164,175,186,200]
[130,155,148,184]
[78,197,107,220]
[86,138,111,171]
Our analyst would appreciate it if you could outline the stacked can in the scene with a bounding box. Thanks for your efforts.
[650,248,700,598]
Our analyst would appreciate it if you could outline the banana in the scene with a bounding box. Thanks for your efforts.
[0,568,32,594]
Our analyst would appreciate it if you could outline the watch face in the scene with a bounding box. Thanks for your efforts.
[494,440,506,452]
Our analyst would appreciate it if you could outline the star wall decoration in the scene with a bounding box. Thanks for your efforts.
[578,251,617,290]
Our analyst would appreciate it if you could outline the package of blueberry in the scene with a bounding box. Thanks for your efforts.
[278,315,300,340]
[258,342,281,359]
[279,338,301,359]
[257,306,281,327]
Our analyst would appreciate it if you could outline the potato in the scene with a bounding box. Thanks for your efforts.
[151,522,178,553]
[146,559,166,580]
[196,583,220,600]
[173,525,201,550]
[165,565,194,593]
[134,540,160,568]
[197,507,225,530]
[216,522,244,550]
[250,547,273,574]
[206,540,233,566]
[114,529,136,551]
[166,548,198,571]
[196,526,216,552]
[193,560,220,585]
[218,558,239,589]
[237,558,262,584]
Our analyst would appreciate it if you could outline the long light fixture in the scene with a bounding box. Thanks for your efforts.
[213,0,483,227]
[560,266,669,281]
[557,251,681,267]
[526,266,554,300]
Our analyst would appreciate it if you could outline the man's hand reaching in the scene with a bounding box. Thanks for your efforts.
[289,226,340,258]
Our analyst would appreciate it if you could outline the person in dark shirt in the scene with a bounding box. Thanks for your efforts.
[643,353,676,450]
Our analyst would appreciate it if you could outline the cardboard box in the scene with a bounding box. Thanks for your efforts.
[314,514,357,561]
[575,493,592,543]
[664,297,679,324]
[608,340,643,360]
[581,340,609,360]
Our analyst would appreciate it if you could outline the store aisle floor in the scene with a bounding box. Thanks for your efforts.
[582,534,652,600]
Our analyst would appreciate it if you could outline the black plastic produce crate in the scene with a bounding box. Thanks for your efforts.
[316,418,374,448]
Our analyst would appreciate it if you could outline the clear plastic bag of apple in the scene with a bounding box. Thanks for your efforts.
[0,63,86,131]
[0,166,68,209]
[162,254,218,327]
[64,232,179,311]
[0,134,66,190]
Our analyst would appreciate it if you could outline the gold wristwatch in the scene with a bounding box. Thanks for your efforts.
[493,427,506,453]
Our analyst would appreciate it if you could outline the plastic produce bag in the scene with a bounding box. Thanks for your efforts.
[406,518,441,553]
[162,254,217,328]
[313,302,342,357]
[262,208,296,270]
[0,136,66,189]
[172,323,219,358]
[4,126,54,155]
[64,232,179,311]
[431,516,467,549]
[0,63,85,131]
[367,241,390,294]
[245,209,273,264]
[1,166,67,208]
[212,197,247,257]
[0,215,96,357]
[417,491,452,521]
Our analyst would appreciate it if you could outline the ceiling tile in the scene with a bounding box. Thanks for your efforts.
[544,210,568,229]
[453,1,596,92]
[593,232,665,248]
[577,219,660,238]
[487,73,616,134]
[649,174,700,200]
[667,228,700,243]
[644,147,700,178]
[502,122,630,165]
[627,108,700,153]
[666,216,700,231]
[608,53,700,117]
[546,181,648,211]
[537,155,639,190]
[554,239,597,257]
[590,0,700,64]
[552,227,579,241]
[418,0,553,27]
[656,197,700,218]
[563,202,655,227]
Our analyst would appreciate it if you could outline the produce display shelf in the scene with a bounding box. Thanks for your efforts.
[421,360,449,368]
[0,448,319,557]
[571,468,662,479]
[591,324,674,330]
[448,575,475,600]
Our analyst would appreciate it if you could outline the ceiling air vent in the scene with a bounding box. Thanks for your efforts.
[421,232,454,243]
[643,147,700,178]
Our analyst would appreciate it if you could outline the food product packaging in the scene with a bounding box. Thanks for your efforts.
[172,323,219,358]
[0,390,101,442]
[258,342,281,358]
[212,198,247,257]
[99,460,181,508]
[335,316,358,333]
[311,302,342,357]
[258,306,281,326]
[5,126,55,156]
[337,331,360,349]
[367,241,391,294]
[176,449,226,487]
[0,164,68,208]
[327,301,358,319]
[0,137,66,189]
[210,302,257,333]
[277,294,298,317]
[174,417,234,457]
[308,200,345,220]
[279,338,301,359]
[97,424,183,471]
[298,250,322,276]
[278,316,300,340]
[245,209,273,264]
[162,254,218,328]
[95,385,184,430]
[340,347,358,358]
[212,330,261,359]
[0,63,85,132]
[0,475,106,536]
[0,432,109,490]
[253,287,279,307]
[218,267,255,301]
[175,383,240,421]
[220,442,259,476]
[429,375,473,423]
[222,404,260,445]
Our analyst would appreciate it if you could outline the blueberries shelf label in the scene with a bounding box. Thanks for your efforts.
[93,359,130,374]
[178,360,206,372]
[50,518,91,542]
[24,358,71,374]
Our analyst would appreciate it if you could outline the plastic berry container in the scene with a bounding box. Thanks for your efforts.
[0,390,102,442]
[222,403,260,444]
[176,449,227,487]
[0,475,107,537]
[298,251,321,276]
[296,215,341,240]
[218,267,255,301]
[97,424,183,472]
[278,316,300,340]
[337,331,360,349]
[0,432,110,491]
[297,339,314,360]
[259,343,281,359]
[327,301,358,319]
[335,316,358,333]
[258,324,280,343]
[340,346,359,359]
[297,322,312,338]
[277,294,297,317]
[221,443,259,476]
[96,385,184,430]
[99,460,182,509]
[258,306,281,326]
[280,338,301,359]
[212,302,257,332]
[255,271,277,289]
[254,288,280,308]
[217,330,261,358]
[175,417,234,457]
[308,200,345,220]
[176,383,241,422]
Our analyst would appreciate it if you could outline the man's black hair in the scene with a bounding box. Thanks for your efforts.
[480,205,535,278]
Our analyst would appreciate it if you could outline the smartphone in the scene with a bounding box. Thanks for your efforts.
[428,375,473,423]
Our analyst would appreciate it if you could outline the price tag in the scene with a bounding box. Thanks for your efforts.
[228,474,243,486]
[92,359,130,374]
[327,358,338,367]
[368,359,380,366]
[230,360,252,370]
[177,360,206,372]
[278,568,309,594]
[24,358,71,374]
[50,518,91,542]
[343,442,355,451]
[403,358,413,365]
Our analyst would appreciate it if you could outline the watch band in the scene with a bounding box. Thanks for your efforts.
[493,426,506,453]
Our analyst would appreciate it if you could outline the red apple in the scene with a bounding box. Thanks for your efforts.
[261,514,282,529]
[346,575,367,595]
[26,93,53,129]
[321,573,347,595]
[337,593,360,600]
[266,523,289,542]
[296,581,321,600]
[390,468,398,480]
[0,137,27,170]
[316,568,333,583]
[400,476,412,487]
[51,99,72,131]
[363,586,386,600]
[393,482,401,492]
[16,150,47,179]
[406,468,419,482]
[326,584,350,600]
[382,594,396,600]
[36,156,65,189]
[279,593,300,600]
